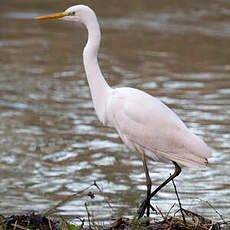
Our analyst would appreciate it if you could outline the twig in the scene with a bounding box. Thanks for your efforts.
[193,217,200,230]
[42,183,94,216]
[85,202,92,229]
[181,208,212,225]
[13,220,18,230]
[171,174,186,225]
[80,218,85,229]
[60,216,68,230]
[93,180,113,210]
[199,199,226,224]
[208,224,213,230]
[11,223,30,230]
[74,216,85,229]
[48,217,52,230]
[167,203,176,216]
[156,205,169,223]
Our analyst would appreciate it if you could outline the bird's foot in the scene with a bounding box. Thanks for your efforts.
[137,198,157,219]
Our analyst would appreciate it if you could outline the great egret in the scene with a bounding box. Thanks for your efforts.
[35,5,211,218]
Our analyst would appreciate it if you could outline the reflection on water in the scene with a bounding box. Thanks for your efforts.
[0,0,230,222]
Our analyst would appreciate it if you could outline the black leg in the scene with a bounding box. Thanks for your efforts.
[138,161,181,219]
[141,153,152,217]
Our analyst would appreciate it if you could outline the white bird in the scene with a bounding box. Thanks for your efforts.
[35,5,211,218]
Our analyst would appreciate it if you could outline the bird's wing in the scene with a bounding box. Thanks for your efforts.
[107,87,211,168]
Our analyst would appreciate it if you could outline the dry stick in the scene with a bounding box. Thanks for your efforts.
[194,218,200,230]
[93,180,113,210]
[11,223,29,230]
[42,183,95,216]
[13,219,18,230]
[48,217,52,230]
[60,216,68,230]
[85,202,92,229]
[180,208,212,226]
[171,175,186,225]
[156,206,169,222]
[167,203,176,216]
[199,199,226,224]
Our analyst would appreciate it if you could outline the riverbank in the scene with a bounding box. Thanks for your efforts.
[0,209,229,230]
[1,182,229,230]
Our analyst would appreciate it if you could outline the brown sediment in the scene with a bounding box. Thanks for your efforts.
[0,213,59,230]
[0,209,227,230]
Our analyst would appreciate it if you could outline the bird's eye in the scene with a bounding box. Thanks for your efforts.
[69,12,75,16]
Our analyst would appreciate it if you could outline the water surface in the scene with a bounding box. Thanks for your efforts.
[0,0,230,222]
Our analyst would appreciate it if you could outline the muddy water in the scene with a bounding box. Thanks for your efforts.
[0,0,230,222]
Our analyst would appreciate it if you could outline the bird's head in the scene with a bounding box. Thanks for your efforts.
[35,5,96,25]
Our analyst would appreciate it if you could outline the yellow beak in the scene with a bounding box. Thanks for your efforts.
[35,12,68,20]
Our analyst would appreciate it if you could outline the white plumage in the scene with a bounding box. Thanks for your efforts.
[35,5,211,218]
[106,87,210,168]
[73,5,211,168]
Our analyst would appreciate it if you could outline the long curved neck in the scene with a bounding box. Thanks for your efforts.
[83,16,111,124]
